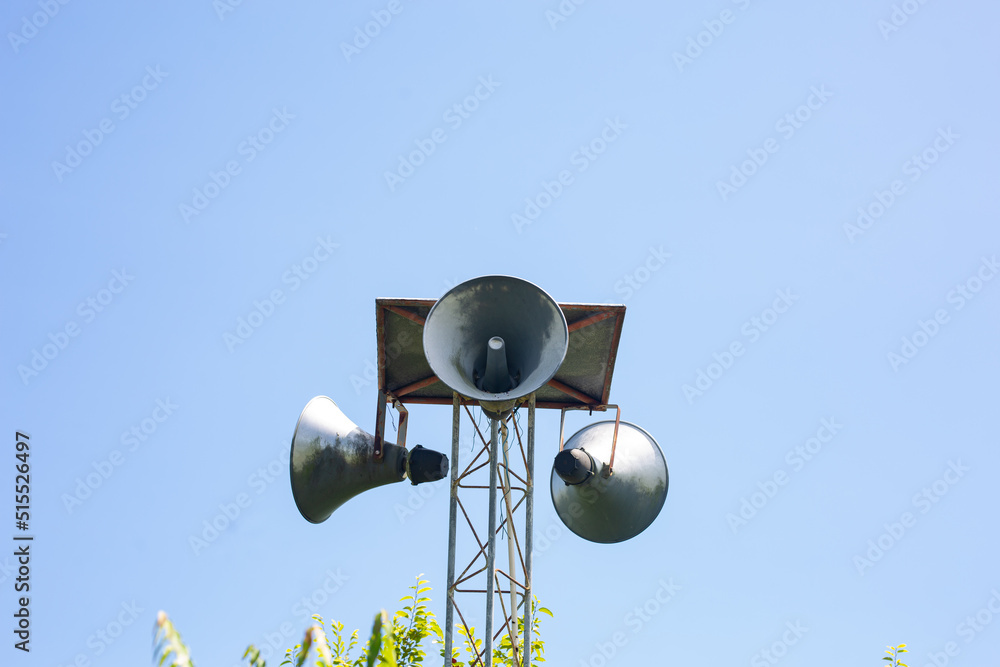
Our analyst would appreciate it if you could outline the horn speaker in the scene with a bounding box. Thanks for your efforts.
[550,420,668,543]
[290,396,448,524]
[423,275,568,417]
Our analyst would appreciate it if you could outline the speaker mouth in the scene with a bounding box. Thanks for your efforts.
[289,396,330,524]
[423,275,569,403]
[289,396,408,524]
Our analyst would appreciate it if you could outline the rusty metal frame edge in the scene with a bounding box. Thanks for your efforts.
[388,396,613,411]
[600,306,626,405]
[375,299,627,411]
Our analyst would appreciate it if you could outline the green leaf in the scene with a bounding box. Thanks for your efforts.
[365,611,386,667]
[293,627,313,667]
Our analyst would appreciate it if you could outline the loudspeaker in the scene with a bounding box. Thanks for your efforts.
[550,420,668,543]
[290,396,448,524]
[423,275,568,416]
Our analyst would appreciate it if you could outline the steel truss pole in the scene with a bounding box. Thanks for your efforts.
[445,403,534,667]
[444,392,461,665]
[523,394,535,666]
[484,417,500,666]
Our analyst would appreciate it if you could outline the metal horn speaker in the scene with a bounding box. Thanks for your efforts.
[290,396,448,524]
[423,275,568,417]
[550,420,668,543]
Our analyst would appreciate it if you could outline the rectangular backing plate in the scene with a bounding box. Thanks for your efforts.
[375,298,625,409]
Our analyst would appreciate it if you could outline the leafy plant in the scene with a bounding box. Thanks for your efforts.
[154,575,547,667]
[154,610,195,667]
[280,615,376,667]
[391,576,443,665]
[155,576,898,667]
[266,576,548,667]
[883,644,908,667]
[452,597,551,667]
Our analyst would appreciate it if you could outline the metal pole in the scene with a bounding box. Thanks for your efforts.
[444,393,461,666]
[500,420,518,663]
[484,417,499,666]
[523,395,535,667]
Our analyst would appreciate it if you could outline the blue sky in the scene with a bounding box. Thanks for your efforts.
[3,1,999,666]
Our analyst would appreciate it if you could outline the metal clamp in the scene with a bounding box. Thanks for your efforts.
[558,404,621,477]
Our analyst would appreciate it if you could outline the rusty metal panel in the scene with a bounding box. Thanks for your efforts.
[376,298,625,409]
